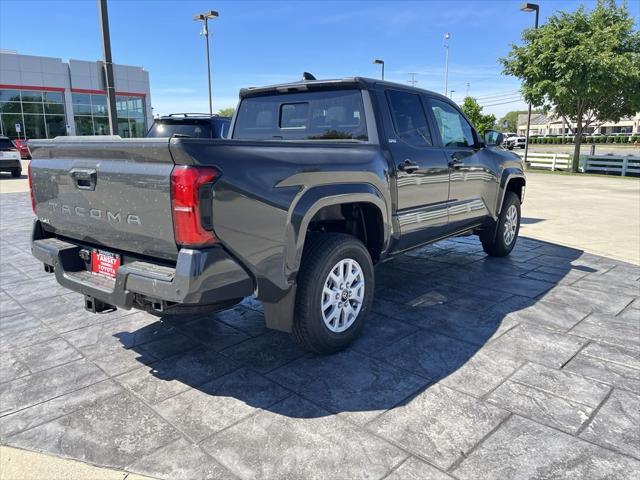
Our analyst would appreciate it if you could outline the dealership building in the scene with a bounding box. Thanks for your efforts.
[0,51,152,139]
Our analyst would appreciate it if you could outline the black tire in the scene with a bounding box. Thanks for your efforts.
[11,168,21,178]
[480,191,521,257]
[292,233,374,354]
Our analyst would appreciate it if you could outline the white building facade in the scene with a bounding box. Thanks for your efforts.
[0,51,152,139]
[517,113,640,137]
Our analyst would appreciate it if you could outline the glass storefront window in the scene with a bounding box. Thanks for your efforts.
[22,102,45,114]
[23,114,47,139]
[44,103,65,115]
[0,88,68,139]
[0,113,23,137]
[93,117,111,135]
[0,102,22,114]
[73,103,92,115]
[0,90,21,102]
[46,115,67,137]
[74,116,94,135]
[43,91,64,103]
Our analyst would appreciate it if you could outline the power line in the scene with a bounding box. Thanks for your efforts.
[474,90,521,100]
[481,98,525,107]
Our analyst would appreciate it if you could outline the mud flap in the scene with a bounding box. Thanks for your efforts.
[263,285,297,332]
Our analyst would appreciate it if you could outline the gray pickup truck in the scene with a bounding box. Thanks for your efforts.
[29,77,525,353]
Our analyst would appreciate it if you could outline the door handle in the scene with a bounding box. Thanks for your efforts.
[448,155,465,169]
[70,168,97,191]
[398,159,419,173]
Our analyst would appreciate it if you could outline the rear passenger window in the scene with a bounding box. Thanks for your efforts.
[429,99,476,148]
[386,90,433,147]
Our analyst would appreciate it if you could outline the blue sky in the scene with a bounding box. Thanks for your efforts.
[1,0,637,118]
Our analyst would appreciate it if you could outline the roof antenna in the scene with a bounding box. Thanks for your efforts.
[302,72,316,81]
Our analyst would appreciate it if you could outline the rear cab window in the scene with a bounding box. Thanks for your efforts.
[233,90,368,141]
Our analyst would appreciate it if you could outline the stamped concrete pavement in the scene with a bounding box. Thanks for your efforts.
[1,191,639,479]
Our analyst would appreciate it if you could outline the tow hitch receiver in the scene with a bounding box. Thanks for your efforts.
[84,295,116,313]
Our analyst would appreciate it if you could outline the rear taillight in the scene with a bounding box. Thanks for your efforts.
[170,165,219,247]
[28,162,36,214]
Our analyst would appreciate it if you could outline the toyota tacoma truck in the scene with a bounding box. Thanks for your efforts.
[29,77,525,353]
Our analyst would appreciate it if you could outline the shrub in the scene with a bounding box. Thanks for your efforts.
[607,136,615,143]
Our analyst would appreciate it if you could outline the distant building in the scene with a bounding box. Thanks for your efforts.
[0,51,152,139]
[517,112,640,136]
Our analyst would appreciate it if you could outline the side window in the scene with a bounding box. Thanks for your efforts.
[386,90,433,147]
[429,99,476,148]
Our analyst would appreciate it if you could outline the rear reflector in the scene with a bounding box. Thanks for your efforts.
[28,162,36,214]
[170,165,219,247]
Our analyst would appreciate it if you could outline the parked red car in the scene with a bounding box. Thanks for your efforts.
[13,139,31,159]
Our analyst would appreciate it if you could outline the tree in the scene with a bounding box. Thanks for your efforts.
[217,107,235,117]
[501,0,640,171]
[461,97,496,134]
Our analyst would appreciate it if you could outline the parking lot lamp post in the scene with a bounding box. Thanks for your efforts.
[97,0,118,135]
[520,3,539,164]
[194,10,219,116]
[373,59,385,80]
[443,33,451,96]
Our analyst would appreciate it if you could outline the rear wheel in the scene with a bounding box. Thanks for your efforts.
[11,168,21,178]
[292,233,374,354]
[480,191,521,257]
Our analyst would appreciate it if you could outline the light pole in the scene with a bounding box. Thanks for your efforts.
[450,89,456,100]
[520,3,539,164]
[443,32,451,96]
[373,59,385,80]
[97,0,118,135]
[194,10,219,116]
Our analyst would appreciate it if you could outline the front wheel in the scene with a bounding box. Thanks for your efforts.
[11,168,21,178]
[480,191,521,257]
[292,233,374,354]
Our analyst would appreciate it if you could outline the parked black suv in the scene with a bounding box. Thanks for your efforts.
[146,113,231,139]
[30,77,525,353]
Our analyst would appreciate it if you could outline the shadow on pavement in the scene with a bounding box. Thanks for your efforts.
[116,236,595,418]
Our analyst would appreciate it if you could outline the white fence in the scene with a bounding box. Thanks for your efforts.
[518,152,640,176]
[517,152,572,171]
[582,156,640,176]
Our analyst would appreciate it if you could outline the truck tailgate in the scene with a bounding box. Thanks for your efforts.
[30,137,178,260]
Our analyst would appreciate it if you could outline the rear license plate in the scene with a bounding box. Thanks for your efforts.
[91,249,121,279]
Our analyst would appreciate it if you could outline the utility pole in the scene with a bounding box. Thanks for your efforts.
[407,72,418,87]
[98,0,118,135]
[466,82,470,97]
[443,32,451,96]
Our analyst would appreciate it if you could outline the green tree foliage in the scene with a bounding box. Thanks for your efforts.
[501,0,640,171]
[217,107,235,117]
[461,97,496,134]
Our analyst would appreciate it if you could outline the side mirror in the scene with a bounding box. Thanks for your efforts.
[484,130,503,147]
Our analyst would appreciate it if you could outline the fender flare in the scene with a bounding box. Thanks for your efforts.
[263,182,390,333]
[285,182,390,277]
[496,169,526,215]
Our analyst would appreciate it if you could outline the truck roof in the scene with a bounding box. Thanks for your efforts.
[239,76,452,102]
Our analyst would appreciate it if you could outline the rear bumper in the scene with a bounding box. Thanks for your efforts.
[31,221,254,310]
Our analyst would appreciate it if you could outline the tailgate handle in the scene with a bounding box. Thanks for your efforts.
[70,168,97,191]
